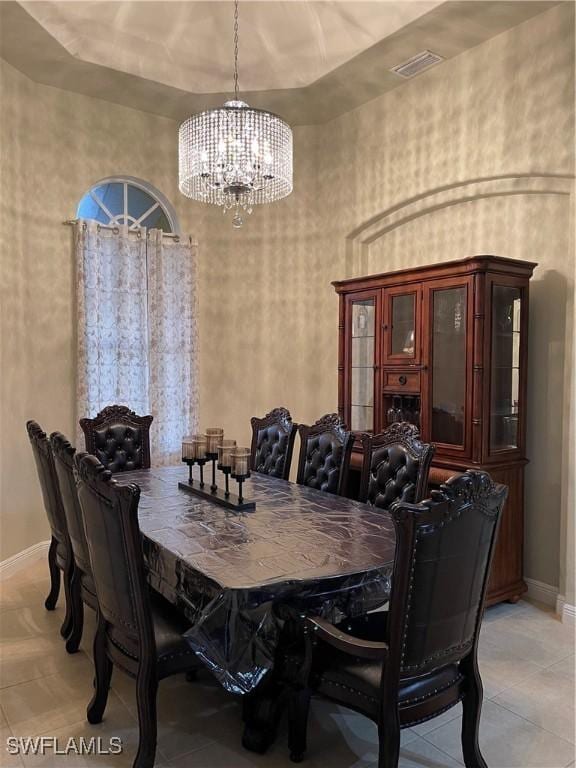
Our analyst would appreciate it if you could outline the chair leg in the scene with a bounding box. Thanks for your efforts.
[87,615,112,725]
[461,656,488,768]
[378,711,400,768]
[60,557,74,638]
[134,662,158,768]
[65,570,84,654]
[44,537,60,610]
[288,688,311,763]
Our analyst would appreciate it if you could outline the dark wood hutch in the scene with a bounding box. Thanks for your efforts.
[333,255,536,605]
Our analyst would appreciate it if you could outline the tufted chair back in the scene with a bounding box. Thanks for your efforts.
[74,452,155,657]
[26,421,69,548]
[388,471,507,678]
[360,423,434,511]
[296,414,353,496]
[80,405,153,473]
[50,432,94,587]
[250,407,298,480]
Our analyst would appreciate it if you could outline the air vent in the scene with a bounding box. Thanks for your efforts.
[391,50,444,78]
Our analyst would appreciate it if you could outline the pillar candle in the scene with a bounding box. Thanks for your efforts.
[205,427,224,454]
[182,437,195,460]
[192,434,207,460]
[218,439,236,468]
[231,447,250,477]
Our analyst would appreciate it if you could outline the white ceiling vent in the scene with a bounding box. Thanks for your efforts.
[391,50,444,78]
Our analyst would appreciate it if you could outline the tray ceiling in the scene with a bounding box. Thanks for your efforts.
[20,1,442,93]
[1,1,562,125]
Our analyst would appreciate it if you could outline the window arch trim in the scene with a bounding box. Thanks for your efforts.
[77,176,180,234]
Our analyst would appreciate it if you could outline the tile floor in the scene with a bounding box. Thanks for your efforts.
[0,561,574,768]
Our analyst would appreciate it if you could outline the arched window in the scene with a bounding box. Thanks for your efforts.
[77,176,179,233]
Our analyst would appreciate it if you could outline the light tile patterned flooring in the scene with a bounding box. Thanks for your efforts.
[0,562,574,768]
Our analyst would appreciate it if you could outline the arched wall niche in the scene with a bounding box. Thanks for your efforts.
[345,174,573,276]
[343,173,575,599]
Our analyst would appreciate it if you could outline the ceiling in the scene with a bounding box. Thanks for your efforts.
[19,1,442,93]
[0,1,562,125]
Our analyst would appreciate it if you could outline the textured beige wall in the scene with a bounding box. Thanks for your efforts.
[194,127,325,453]
[1,4,574,606]
[0,58,208,560]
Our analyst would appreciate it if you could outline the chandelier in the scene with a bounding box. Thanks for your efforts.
[178,0,293,228]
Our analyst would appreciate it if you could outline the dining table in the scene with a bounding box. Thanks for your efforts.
[116,464,397,751]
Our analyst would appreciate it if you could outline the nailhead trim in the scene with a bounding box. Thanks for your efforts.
[322,678,378,703]
[110,635,195,664]
[321,673,462,707]
[400,674,463,705]
[401,640,474,672]
[400,530,418,668]
[405,695,464,727]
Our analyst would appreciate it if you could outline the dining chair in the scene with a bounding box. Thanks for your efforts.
[286,470,507,768]
[50,432,98,654]
[250,407,298,480]
[74,452,201,768]
[26,421,73,638]
[296,413,353,496]
[80,404,153,473]
[360,422,434,509]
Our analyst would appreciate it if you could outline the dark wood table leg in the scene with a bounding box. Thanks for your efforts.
[241,672,289,753]
[241,609,305,754]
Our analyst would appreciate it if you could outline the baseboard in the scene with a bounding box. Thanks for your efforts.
[556,594,576,626]
[0,540,50,580]
[525,577,558,607]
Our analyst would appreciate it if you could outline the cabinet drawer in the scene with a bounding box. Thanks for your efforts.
[382,370,420,393]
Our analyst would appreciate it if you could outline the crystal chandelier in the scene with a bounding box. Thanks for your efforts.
[178,0,293,228]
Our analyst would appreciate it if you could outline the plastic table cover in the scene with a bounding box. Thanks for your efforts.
[117,466,396,693]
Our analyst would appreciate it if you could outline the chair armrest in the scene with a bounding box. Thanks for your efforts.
[307,617,388,660]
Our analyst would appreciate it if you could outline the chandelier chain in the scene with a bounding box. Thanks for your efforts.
[233,0,239,100]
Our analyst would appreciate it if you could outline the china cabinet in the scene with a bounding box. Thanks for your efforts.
[333,255,536,605]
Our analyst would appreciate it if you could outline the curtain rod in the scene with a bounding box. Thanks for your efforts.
[62,219,194,244]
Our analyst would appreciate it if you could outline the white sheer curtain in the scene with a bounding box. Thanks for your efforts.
[75,221,198,464]
[146,229,199,464]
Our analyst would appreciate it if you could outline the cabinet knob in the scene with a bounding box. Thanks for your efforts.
[399,375,407,385]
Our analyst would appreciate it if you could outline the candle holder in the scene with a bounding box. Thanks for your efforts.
[181,434,208,488]
[205,428,224,493]
[179,437,255,511]
[231,447,251,505]
[217,440,237,498]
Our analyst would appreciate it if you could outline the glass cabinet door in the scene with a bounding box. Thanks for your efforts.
[490,285,522,452]
[349,297,376,432]
[430,284,468,448]
[383,285,420,364]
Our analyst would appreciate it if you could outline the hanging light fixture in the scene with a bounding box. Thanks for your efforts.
[178,0,293,228]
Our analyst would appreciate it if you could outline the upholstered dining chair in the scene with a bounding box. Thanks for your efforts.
[74,452,201,768]
[50,432,98,654]
[26,421,73,638]
[250,407,298,480]
[360,422,434,510]
[80,404,153,473]
[296,414,353,496]
[287,470,508,768]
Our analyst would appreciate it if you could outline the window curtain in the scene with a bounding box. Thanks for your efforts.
[146,229,199,464]
[75,220,199,465]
